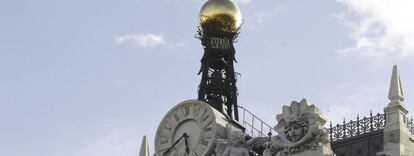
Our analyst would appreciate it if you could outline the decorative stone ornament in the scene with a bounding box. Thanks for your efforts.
[379,65,414,156]
[154,100,245,156]
[216,130,250,156]
[264,99,332,156]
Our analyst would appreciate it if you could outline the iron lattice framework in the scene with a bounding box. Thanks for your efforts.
[196,19,241,121]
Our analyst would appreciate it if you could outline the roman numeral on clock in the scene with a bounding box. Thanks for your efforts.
[193,104,200,118]
[183,105,190,116]
[192,145,205,156]
[173,112,180,122]
[159,135,169,144]
[202,114,210,121]
[201,139,209,146]
[204,126,212,132]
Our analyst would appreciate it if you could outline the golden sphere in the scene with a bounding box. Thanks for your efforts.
[199,0,242,32]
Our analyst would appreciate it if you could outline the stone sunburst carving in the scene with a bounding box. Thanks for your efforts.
[263,99,331,156]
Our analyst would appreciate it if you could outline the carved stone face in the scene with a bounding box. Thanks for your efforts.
[286,123,305,142]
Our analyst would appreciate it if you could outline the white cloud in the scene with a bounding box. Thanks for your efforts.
[115,33,188,49]
[244,6,284,30]
[251,11,272,24]
[337,0,414,58]
[167,41,189,49]
[115,33,166,48]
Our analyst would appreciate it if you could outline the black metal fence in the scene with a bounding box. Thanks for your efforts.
[238,105,277,138]
[328,112,386,142]
[237,105,275,156]
[406,116,414,135]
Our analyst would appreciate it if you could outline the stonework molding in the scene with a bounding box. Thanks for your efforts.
[214,130,250,156]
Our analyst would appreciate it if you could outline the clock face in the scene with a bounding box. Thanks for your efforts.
[155,100,217,156]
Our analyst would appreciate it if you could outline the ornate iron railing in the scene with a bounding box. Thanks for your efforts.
[238,105,277,138]
[328,111,386,142]
[406,116,414,135]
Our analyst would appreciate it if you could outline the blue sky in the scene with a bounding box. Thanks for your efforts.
[2,0,414,155]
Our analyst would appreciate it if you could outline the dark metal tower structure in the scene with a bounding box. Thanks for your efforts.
[196,16,240,121]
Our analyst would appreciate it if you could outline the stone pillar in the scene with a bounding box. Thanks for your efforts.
[139,135,151,156]
[379,65,414,156]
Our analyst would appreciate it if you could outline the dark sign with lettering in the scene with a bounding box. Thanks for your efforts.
[209,37,231,50]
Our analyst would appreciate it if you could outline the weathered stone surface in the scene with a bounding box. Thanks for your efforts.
[379,65,414,156]
[219,131,250,156]
[260,99,333,156]
[388,65,404,105]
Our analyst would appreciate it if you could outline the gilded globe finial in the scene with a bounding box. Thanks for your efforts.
[199,0,242,32]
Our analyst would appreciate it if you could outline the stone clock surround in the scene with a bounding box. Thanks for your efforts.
[154,100,244,156]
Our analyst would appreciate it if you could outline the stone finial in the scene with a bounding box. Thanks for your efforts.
[382,65,412,156]
[139,135,150,156]
[388,65,404,105]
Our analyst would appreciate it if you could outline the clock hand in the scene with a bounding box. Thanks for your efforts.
[164,133,188,154]
[183,133,190,154]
